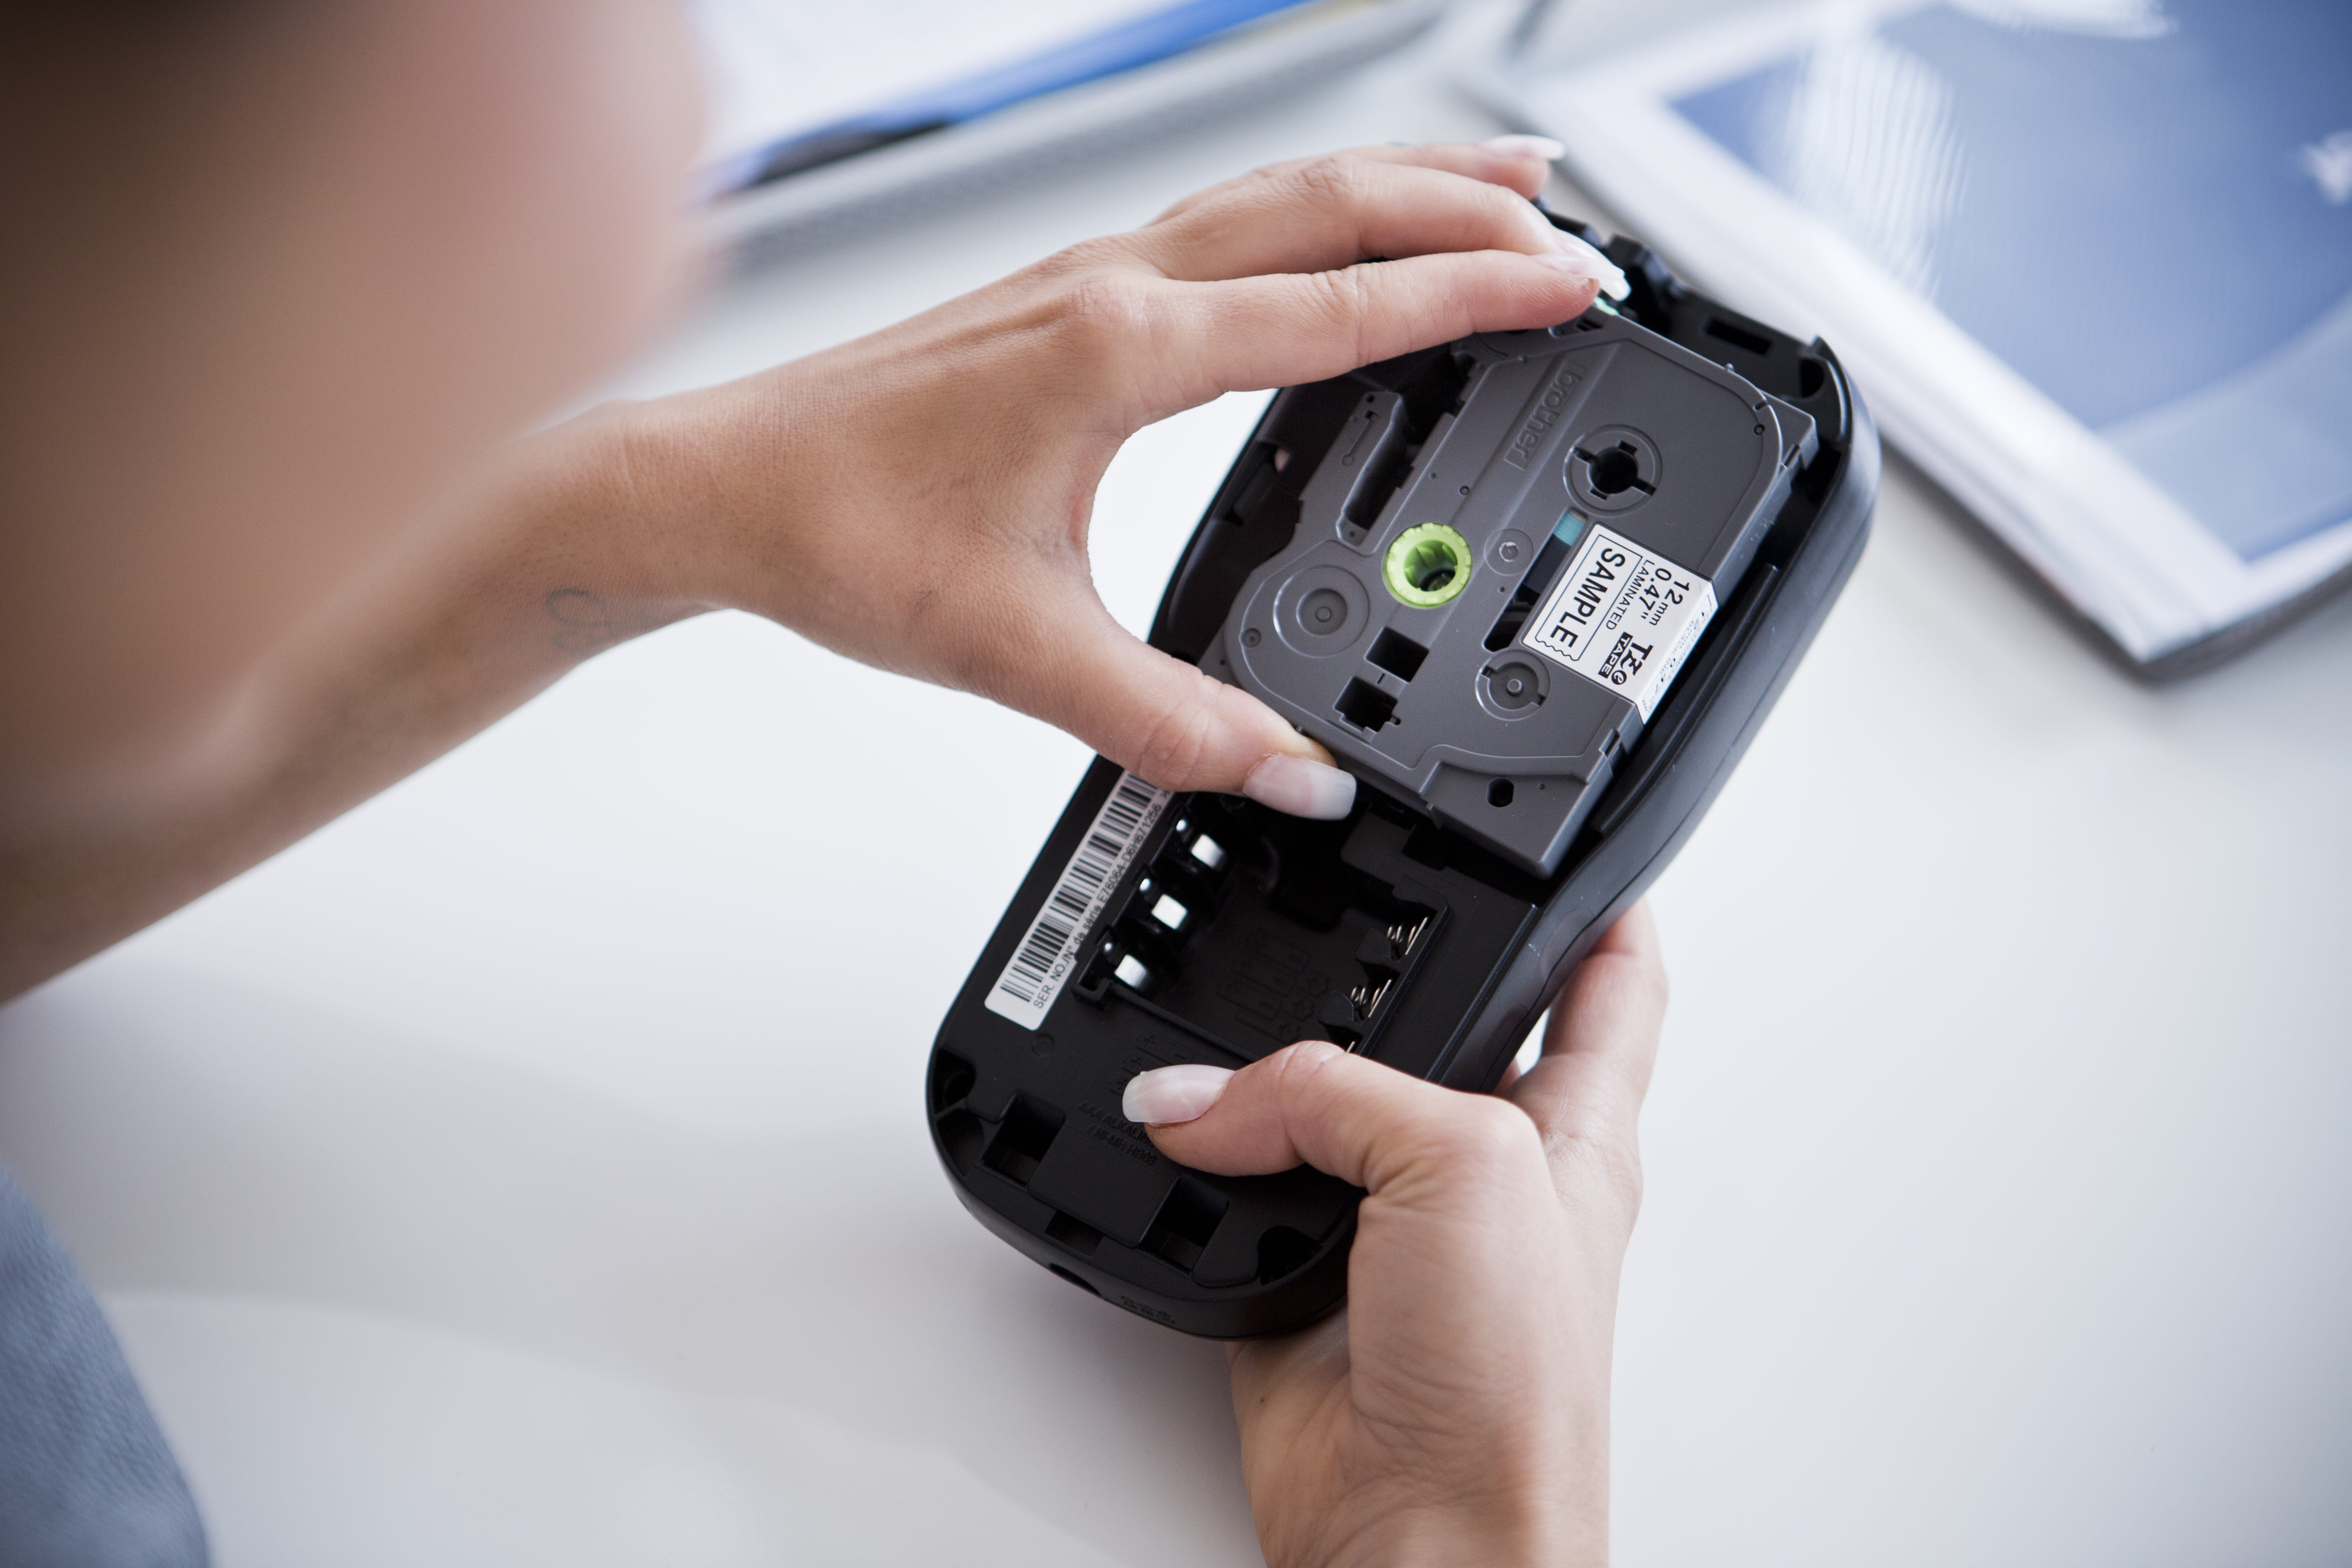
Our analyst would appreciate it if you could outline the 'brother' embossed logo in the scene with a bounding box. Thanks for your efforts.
[1503,368,1581,470]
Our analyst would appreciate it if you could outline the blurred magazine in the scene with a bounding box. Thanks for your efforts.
[692,0,1445,252]
[1477,0,2352,673]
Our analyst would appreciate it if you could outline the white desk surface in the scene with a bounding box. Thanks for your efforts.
[7,20,2351,1568]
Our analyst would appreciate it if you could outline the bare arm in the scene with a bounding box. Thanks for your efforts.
[0,418,692,994]
[1,142,1618,998]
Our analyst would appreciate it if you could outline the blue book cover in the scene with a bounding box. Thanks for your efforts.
[1501,0,2352,662]
[1671,0,2352,565]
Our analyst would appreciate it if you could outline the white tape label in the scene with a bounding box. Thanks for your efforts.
[1521,523,1717,720]
[985,771,1173,1031]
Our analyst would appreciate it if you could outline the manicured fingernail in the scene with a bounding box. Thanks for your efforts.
[1535,234,1631,301]
[1483,133,1566,161]
[1244,753,1356,820]
[1123,1064,1234,1126]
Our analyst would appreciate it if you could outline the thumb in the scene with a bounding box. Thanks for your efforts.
[1129,1041,1540,1203]
[1017,587,1357,819]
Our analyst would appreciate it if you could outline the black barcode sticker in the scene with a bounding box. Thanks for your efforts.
[1522,523,1717,720]
[985,770,1173,1031]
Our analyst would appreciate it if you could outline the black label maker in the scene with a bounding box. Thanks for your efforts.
[928,213,1881,1337]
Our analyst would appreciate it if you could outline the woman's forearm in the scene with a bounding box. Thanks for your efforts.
[0,408,711,998]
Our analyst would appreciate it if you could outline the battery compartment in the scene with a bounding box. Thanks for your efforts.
[1075,794,1446,1058]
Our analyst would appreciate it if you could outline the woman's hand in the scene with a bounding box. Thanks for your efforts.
[0,138,1626,1002]
[1123,904,1668,1567]
[616,139,1624,815]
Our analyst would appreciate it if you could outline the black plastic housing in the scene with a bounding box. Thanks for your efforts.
[928,220,1881,1338]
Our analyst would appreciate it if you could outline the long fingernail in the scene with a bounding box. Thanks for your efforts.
[1534,234,1631,301]
[1243,754,1356,820]
[1123,1064,1234,1126]
[1483,133,1566,161]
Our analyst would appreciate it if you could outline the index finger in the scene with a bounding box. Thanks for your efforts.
[1136,246,1602,408]
[1145,139,1557,226]
[1129,154,1575,287]
[1506,901,1667,1196]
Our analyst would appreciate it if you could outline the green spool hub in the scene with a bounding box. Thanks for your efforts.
[1382,523,1474,608]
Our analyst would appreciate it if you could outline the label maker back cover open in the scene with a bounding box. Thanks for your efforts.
[930,213,1881,1338]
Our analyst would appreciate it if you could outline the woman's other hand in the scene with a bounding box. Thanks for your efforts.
[1125,904,1667,1566]
[614,139,1623,816]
